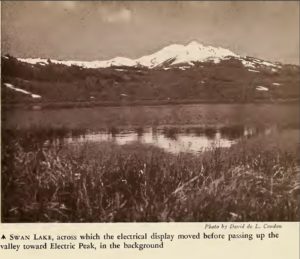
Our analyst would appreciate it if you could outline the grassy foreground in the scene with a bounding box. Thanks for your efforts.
[2,132,300,222]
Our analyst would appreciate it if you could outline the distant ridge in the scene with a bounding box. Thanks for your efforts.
[14,41,281,70]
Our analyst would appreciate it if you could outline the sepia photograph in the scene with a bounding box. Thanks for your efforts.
[1,1,299,223]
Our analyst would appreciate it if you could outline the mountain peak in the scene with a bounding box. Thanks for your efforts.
[12,41,280,70]
[186,41,203,47]
[136,41,239,67]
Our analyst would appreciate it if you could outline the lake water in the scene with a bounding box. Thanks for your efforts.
[3,103,299,153]
[63,125,278,153]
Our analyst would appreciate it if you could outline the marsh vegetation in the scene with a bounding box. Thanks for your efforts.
[2,104,299,222]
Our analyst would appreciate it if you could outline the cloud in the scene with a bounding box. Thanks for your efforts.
[100,7,132,23]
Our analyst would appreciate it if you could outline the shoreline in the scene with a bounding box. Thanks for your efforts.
[2,98,299,110]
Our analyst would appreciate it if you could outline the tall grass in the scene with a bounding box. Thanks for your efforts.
[2,131,299,222]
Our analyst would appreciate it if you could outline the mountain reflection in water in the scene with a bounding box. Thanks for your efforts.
[64,125,273,154]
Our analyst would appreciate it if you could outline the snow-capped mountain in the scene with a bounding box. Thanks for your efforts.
[2,42,299,104]
[15,41,281,70]
[136,41,238,67]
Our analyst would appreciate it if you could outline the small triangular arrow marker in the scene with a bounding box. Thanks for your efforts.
[1,234,6,239]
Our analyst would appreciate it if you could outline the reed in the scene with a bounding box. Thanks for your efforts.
[2,131,299,222]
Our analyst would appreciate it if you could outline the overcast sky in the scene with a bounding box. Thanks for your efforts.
[2,1,299,64]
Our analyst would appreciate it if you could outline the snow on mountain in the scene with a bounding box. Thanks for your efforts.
[239,57,280,70]
[136,41,238,68]
[256,86,269,91]
[17,57,49,65]
[4,83,41,98]
[16,41,280,70]
[17,57,136,69]
[272,83,281,86]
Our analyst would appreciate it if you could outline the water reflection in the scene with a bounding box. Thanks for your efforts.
[5,124,284,154]
[64,125,272,154]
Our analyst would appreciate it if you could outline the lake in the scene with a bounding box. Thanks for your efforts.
[2,103,299,154]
